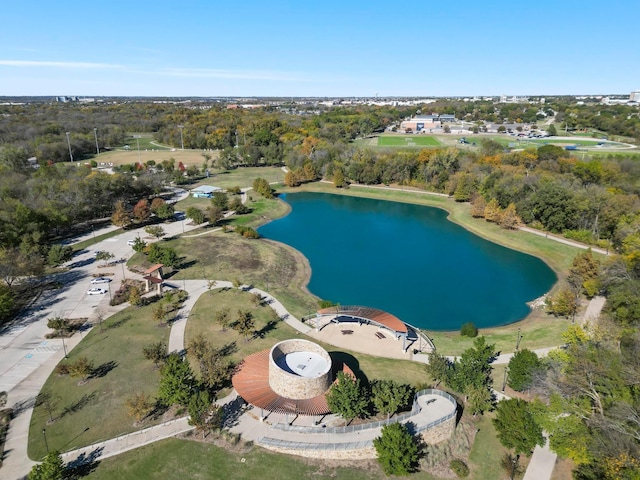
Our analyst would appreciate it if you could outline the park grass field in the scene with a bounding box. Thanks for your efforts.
[28,304,171,460]
[377,135,440,147]
[118,133,171,151]
[93,148,218,168]
[186,289,430,388]
[84,437,441,480]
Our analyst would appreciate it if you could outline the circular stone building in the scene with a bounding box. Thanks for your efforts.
[233,339,351,416]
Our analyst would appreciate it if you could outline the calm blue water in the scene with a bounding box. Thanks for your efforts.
[259,193,556,330]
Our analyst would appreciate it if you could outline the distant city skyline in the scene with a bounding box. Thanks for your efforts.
[1,0,638,97]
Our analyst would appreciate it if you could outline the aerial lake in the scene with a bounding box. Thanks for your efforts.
[258,192,557,330]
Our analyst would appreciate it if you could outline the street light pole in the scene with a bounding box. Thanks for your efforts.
[515,328,523,351]
[94,128,100,155]
[42,428,49,453]
[135,135,141,164]
[65,132,73,162]
[502,367,508,392]
[178,125,184,150]
[59,329,68,358]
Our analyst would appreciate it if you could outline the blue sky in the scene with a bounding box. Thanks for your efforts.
[1,0,638,97]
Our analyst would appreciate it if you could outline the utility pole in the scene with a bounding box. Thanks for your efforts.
[134,135,141,164]
[178,125,184,150]
[94,128,100,155]
[65,132,73,162]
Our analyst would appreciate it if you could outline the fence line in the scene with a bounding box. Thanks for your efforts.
[272,389,456,435]
[259,437,373,450]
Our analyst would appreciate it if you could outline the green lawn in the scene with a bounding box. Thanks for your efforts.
[202,166,285,190]
[28,304,170,460]
[84,437,441,480]
[187,288,430,388]
[468,414,513,480]
[118,133,171,151]
[377,135,440,147]
[426,314,572,357]
[162,227,316,322]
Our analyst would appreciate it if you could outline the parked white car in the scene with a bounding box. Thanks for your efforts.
[127,239,136,246]
[90,277,111,284]
[86,288,107,295]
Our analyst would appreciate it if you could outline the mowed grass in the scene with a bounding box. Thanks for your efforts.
[468,414,511,480]
[28,304,170,460]
[187,288,430,388]
[377,135,440,147]
[164,227,317,322]
[118,133,171,151]
[207,166,285,190]
[95,148,218,168]
[84,437,441,480]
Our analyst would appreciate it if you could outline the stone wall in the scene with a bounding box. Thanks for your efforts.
[269,339,332,400]
[420,415,456,444]
[260,444,377,460]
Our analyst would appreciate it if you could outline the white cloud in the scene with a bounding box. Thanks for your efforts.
[0,60,123,69]
[151,67,310,82]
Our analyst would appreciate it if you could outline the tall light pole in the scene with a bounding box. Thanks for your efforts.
[178,125,184,150]
[65,132,73,162]
[42,428,49,454]
[134,135,141,164]
[94,128,100,155]
[59,329,68,359]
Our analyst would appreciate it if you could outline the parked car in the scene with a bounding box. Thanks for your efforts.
[87,288,107,295]
[90,277,111,284]
[127,239,136,246]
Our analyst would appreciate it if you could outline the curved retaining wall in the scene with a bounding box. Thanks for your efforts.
[269,339,332,399]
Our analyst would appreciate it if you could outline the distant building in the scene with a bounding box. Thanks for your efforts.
[631,91,640,102]
[400,114,457,133]
[191,185,222,198]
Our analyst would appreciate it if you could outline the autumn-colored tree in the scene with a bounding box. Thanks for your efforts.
[125,392,154,422]
[498,203,522,229]
[546,288,578,318]
[302,161,317,182]
[111,200,132,228]
[284,170,300,187]
[132,199,151,222]
[300,136,320,156]
[333,168,345,188]
[484,198,502,223]
[69,356,94,382]
[128,286,142,306]
[150,197,166,213]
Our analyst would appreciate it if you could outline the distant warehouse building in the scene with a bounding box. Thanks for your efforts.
[400,114,457,133]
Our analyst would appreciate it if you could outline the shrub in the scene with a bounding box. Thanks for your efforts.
[54,363,70,376]
[460,322,478,338]
[235,226,259,239]
[450,459,470,478]
[227,185,241,194]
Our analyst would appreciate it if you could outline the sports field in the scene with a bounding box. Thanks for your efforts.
[377,135,440,147]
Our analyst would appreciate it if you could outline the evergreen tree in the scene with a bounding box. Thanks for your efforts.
[373,423,421,476]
